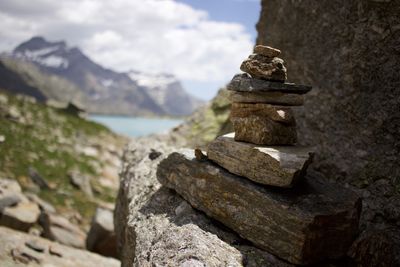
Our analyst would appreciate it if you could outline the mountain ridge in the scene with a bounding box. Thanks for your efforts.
[4,36,203,116]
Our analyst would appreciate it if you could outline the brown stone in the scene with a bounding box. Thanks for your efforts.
[207,133,314,187]
[240,54,287,82]
[157,150,361,265]
[0,201,40,232]
[230,91,304,106]
[254,45,281,58]
[230,103,297,145]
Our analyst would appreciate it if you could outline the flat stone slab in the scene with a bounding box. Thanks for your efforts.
[230,91,304,106]
[228,73,312,94]
[207,133,314,187]
[157,150,361,265]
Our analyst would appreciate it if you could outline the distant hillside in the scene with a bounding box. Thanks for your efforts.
[3,36,203,116]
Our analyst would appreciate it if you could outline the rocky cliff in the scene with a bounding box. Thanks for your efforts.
[256,0,400,190]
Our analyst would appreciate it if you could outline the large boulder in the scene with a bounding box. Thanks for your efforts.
[256,0,400,192]
[115,138,294,267]
[157,150,361,265]
[0,226,120,266]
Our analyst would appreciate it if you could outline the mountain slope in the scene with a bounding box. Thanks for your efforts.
[8,36,202,116]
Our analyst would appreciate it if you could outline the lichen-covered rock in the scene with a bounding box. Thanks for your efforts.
[240,54,287,82]
[157,150,361,265]
[115,137,294,267]
[207,133,314,187]
[230,91,304,106]
[0,226,120,267]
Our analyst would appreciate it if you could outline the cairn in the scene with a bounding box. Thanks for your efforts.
[157,45,361,265]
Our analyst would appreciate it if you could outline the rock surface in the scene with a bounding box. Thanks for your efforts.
[87,207,117,258]
[207,133,314,187]
[254,45,281,58]
[228,73,311,94]
[0,226,120,266]
[256,0,400,193]
[230,103,297,145]
[40,212,86,249]
[240,54,287,82]
[115,138,294,267]
[157,150,361,265]
[230,91,304,106]
[0,201,40,232]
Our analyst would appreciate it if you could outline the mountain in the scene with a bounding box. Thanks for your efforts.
[5,36,203,116]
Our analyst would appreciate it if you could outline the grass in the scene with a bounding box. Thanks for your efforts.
[0,91,125,226]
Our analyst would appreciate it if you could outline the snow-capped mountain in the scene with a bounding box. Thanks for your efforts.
[6,36,203,116]
[128,71,203,116]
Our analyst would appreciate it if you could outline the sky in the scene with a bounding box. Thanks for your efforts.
[0,0,261,100]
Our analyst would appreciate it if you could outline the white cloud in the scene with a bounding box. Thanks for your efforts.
[0,0,253,92]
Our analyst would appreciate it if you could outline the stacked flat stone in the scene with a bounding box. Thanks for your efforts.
[157,45,361,265]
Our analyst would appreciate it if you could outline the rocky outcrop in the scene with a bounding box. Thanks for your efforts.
[115,138,294,267]
[158,150,361,265]
[256,0,400,193]
[0,226,119,266]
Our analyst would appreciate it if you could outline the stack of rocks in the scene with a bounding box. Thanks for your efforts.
[208,45,313,188]
[157,45,361,265]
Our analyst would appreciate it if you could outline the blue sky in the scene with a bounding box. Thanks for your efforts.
[0,0,261,101]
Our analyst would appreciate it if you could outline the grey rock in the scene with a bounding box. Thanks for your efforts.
[228,73,311,94]
[68,171,93,197]
[229,91,304,106]
[157,150,361,265]
[28,167,50,190]
[39,212,86,249]
[87,207,117,258]
[0,226,120,266]
[207,133,314,187]
[115,138,293,267]
[240,54,287,82]
[0,195,21,211]
[0,201,40,232]
[25,193,56,213]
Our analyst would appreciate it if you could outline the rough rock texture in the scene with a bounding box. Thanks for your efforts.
[240,54,287,82]
[348,226,400,267]
[40,212,86,249]
[231,103,297,145]
[254,45,281,58]
[115,138,294,267]
[230,91,304,106]
[256,0,400,193]
[207,133,314,187]
[0,226,120,266]
[228,73,311,94]
[157,150,361,265]
[87,207,117,258]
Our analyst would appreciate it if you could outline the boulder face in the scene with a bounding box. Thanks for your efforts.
[256,0,400,189]
[157,150,361,265]
[115,138,295,267]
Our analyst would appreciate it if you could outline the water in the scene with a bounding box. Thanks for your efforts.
[89,115,183,137]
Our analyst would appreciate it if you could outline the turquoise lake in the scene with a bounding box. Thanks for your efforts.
[89,115,183,137]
